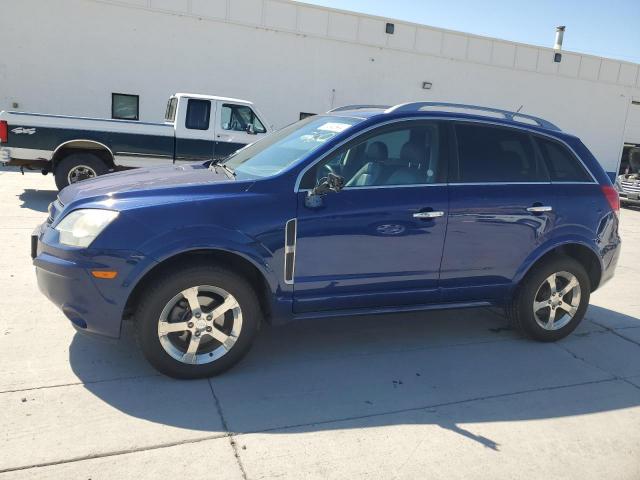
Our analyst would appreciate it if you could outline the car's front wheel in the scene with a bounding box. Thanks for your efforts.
[135,264,261,378]
[508,257,590,342]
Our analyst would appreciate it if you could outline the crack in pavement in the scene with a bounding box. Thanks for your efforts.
[208,378,248,480]
[568,321,640,391]
[0,373,162,395]
[0,434,229,475]
[1,377,623,475]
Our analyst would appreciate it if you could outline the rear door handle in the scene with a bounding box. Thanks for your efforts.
[413,211,445,219]
[527,205,553,213]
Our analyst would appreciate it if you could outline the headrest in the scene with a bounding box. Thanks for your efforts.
[366,141,389,163]
[400,142,425,165]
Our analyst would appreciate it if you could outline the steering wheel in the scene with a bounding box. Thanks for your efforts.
[317,163,337,183]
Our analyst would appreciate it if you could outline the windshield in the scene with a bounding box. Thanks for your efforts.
[222,116,362,179]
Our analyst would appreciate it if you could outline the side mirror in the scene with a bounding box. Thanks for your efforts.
[314,172,344,195]
[305,173,344,208]
[246,124,257,135]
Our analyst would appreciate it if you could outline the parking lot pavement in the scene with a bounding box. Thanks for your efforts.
[0,170,639,479]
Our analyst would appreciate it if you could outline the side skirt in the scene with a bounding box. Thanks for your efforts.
[292,300,494,321]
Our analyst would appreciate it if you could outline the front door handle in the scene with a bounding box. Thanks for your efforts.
[527,205,553,213]
[413,211,445,219]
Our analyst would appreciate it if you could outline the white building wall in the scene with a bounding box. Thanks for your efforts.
[1,0,639,173]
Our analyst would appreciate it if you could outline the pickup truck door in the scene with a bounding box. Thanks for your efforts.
[174,98,216,163]
[213,102,268,159]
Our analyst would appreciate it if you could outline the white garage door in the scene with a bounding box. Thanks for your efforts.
[624,100,640,145]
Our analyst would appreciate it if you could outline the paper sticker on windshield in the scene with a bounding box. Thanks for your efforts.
[317,122,352,133]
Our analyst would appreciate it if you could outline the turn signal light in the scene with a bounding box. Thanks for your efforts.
[0,121,7,143]
[91,270,118,279]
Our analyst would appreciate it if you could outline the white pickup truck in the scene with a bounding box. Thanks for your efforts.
[0,93,271,189]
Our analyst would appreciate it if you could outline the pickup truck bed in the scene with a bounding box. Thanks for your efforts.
[1,111,174,168]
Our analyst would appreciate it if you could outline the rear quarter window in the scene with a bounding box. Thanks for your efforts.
[535,137,592,182]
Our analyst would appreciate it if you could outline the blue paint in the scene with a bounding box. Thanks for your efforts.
[33,107,621,338]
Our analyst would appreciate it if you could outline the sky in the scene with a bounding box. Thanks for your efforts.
[299,0,640,64]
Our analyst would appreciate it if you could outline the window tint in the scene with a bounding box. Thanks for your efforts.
[221,104,266,133]
[185,99,211,130]
[536,137,592,182]
[454,124,547,183]
[300,122,446,189]
[112,93,139,121]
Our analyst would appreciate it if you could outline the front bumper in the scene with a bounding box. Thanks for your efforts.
[620,194,640,206]
[33,222,154,338]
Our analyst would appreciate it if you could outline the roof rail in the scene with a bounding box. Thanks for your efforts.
[328,104,390,113]
[385,102,561,131]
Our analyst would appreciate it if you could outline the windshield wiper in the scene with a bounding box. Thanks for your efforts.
[208,159,236,178]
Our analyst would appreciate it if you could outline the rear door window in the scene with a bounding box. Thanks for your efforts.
[185,99,211,130]
[535,137,592,182]
[454,123,549,183]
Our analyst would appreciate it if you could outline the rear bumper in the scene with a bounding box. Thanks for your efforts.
[1,147,50,168]
[33,223,155,338]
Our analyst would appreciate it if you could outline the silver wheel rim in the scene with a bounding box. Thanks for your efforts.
[157,285,242,365]
[533,271,581,331]
[67,165,97,184]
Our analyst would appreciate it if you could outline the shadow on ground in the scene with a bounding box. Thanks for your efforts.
[68,305,640,450]
[18,188,57,212]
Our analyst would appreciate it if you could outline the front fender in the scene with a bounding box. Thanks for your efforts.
[138,224,279,292]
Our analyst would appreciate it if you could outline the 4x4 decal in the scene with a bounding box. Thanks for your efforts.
[11,127,36,135]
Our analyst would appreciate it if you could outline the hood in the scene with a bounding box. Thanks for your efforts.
[58,163,235,206]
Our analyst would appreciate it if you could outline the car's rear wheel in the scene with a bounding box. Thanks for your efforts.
[508,257,590,341]
[54,152,109,190]
[135,265,261,378]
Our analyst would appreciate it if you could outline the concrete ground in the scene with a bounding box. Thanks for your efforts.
[0,168,639,479]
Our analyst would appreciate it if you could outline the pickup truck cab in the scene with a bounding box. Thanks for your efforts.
[0,93,271,189]
[32,102,621,379]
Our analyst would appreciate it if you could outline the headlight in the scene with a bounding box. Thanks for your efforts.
[54,209,119,247]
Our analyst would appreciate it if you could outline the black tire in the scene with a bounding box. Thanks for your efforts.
[507,256,590,342]
[135,264,261,379]
[54,152,109,190]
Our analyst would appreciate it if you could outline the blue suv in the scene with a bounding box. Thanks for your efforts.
[33,102,621,378]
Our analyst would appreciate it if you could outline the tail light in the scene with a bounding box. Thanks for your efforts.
[0,121,7,143]
[601,185,620,214]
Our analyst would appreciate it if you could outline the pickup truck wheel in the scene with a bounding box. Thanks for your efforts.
[508,257,590,342]
[135,265,261,379]
[54,153,108,190]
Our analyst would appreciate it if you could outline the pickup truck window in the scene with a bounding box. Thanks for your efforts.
[223,115,360,179]
[165,97,177,122]
[221,104,266,133]
[186,99,211,130]
[112,93,139,121]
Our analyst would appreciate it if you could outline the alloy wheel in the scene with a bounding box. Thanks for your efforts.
[532,271,581,331]
[157,285,242,364]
